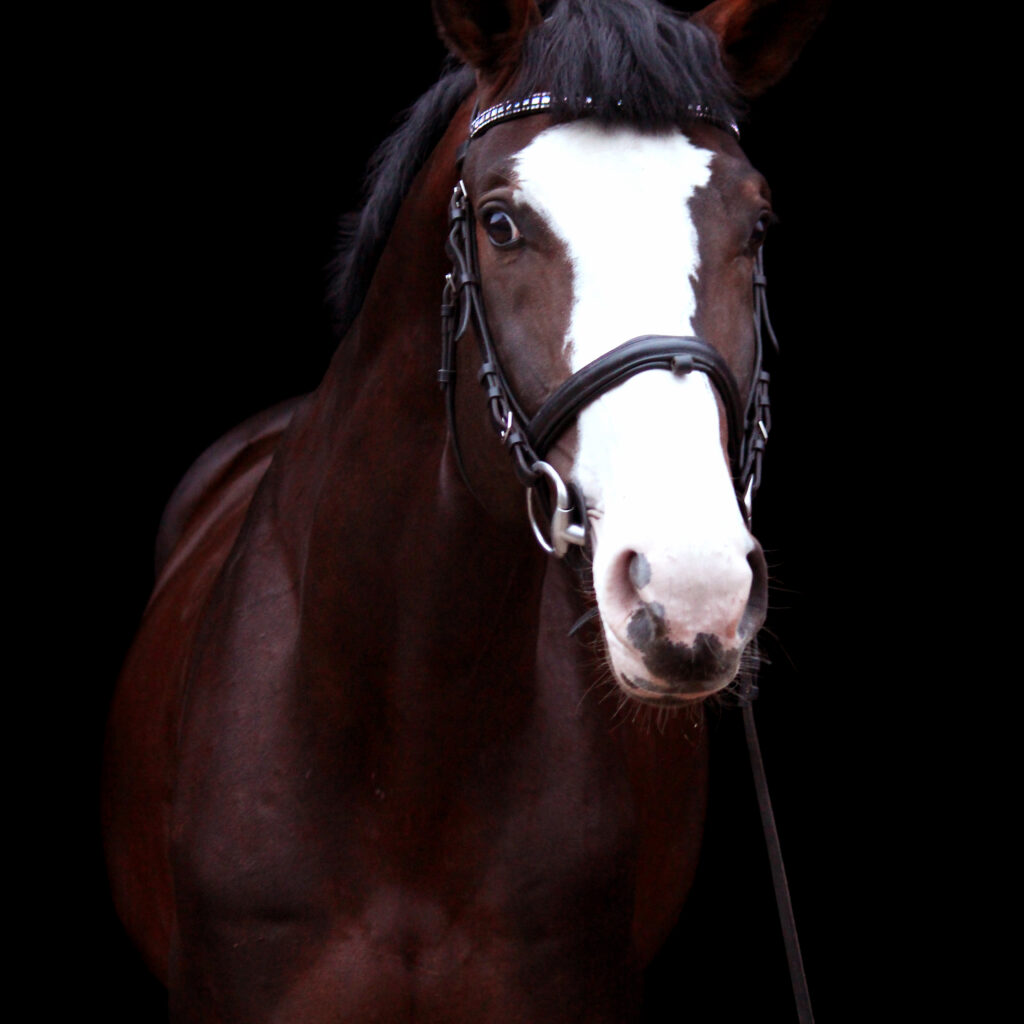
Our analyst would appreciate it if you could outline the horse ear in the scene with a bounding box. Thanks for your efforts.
[432,0,542,77]
[693,0,829,97]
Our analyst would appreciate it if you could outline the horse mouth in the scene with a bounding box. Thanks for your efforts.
[603,621,746,705]
[619,675,714,706]
[615,653,742,705]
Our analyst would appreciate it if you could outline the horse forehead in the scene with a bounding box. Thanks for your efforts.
[517,119,712,177]
[510,122,717,366]
[511,122,714,224]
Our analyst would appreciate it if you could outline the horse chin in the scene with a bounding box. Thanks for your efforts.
[603,629,743,706]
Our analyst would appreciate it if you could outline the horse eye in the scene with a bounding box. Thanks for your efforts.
[483,209,521,248]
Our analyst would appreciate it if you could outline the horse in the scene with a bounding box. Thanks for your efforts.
[102,1,825,1019]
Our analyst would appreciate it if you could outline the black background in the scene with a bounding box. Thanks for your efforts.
[29,3,923,1020]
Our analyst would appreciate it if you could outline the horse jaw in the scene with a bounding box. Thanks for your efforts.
[512,121,766,703]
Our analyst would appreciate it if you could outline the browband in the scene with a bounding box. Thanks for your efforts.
[469,91,740,141]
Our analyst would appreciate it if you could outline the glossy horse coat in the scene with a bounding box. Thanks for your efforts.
[102,1,825,1020]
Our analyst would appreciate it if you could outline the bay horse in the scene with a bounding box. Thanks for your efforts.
[103,1,825,1019]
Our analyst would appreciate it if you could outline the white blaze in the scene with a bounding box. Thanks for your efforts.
[513,123,756,687]
[513,123,711,368]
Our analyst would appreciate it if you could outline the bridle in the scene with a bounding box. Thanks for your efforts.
[438,91,815,1024]
[439,91,777,557]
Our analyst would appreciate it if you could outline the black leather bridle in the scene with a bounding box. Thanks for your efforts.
[438,92,815,1024]
[439,91,777,555]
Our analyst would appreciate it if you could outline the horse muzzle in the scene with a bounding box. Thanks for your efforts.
[596,539,768,703]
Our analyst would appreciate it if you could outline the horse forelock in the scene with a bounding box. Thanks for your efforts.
[328,0,741,339]
[512,0,740,131]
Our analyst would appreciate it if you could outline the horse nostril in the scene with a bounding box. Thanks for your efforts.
[626,599,667,651]
[628,551,651,592]
[740,541,769,641]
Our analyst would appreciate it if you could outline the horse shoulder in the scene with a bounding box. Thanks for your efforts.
[103,395,306,981]
[152,396,306,587]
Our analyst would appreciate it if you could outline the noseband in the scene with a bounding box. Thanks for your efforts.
[439,92,777,556]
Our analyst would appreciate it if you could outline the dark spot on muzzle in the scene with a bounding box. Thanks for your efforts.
[626,603,739,688]
[625,600,666,649]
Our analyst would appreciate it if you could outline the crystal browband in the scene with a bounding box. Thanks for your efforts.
[469,92,554,136]
[468,91,740,140]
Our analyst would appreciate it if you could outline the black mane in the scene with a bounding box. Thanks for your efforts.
[329,0,739,336]
[327,63,475,337]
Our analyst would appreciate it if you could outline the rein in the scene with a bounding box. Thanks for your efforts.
[439,92,812,1023]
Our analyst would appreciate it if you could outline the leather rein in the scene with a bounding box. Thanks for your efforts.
[438,92,813,1023]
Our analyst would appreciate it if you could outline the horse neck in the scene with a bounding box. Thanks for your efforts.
[265,105,560,725]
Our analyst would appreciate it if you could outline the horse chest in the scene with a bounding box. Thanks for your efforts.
[173,717,653,1022]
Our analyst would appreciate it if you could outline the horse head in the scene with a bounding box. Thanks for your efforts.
[434,0,823,704]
